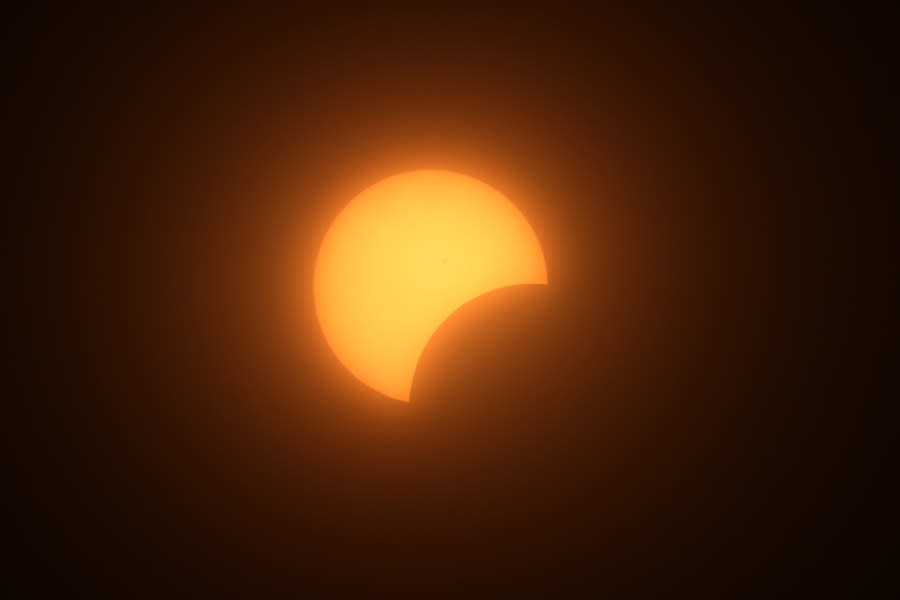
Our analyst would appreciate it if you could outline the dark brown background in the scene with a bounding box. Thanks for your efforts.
[15,6,885,594]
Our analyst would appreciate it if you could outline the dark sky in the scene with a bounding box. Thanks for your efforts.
[17,7,885,594]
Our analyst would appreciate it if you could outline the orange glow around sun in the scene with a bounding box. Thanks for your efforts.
[314,170,547,401]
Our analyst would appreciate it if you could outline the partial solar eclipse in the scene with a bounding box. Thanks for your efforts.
[314,170,547,401]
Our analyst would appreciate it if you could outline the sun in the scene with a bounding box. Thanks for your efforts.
[314,169,547,401]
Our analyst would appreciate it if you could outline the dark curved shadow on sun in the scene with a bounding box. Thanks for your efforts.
[405,285,598,524]
[411,284,565,415]
[402,281,717,556]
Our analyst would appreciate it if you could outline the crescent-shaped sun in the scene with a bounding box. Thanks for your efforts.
[314,169,547,401]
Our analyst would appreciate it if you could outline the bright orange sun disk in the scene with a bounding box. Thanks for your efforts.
[314,170,547,401]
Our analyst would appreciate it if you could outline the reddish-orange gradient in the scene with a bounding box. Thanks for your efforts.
[314,170,547,401]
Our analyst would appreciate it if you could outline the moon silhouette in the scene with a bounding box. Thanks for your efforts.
[314,169,547,401]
